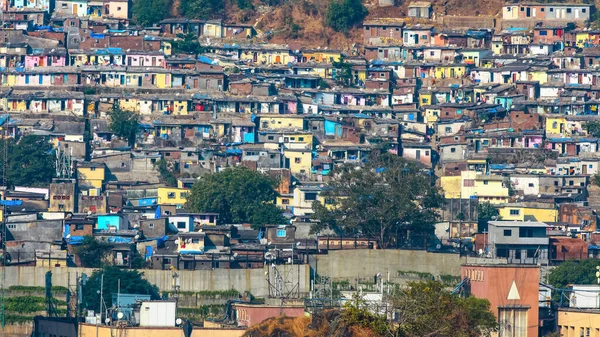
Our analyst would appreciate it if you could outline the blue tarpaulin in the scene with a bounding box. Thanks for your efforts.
[107,237,133,243]
[68,236,85,245]
[155,205,161,219]
[0,200,22,206]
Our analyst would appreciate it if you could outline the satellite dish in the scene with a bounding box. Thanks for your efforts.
[134,235,140,240]
[117,312,124,320]
[66,234,71,239]
[176,318,183,325]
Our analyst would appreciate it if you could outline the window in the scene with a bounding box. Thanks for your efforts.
[527,249,535,258]
[61,3,67,8]
[7,224,16,229]
[520,7,524,11]
[149,223,155,229]
[503,229,512,236]
[177,222,186,229]
[180,192,188,198]
[507,7,511,11]
[498,308,527,337]
[282,199,290,204]
[305,193,317,201]
[167,192,175,199]
[117,6,121,10]
[463,179,475,187]
[541,7,544,11]
[298,137,304,141]
[539,30,548,36]
[90,167,96,171]
[519,227,534,237]
[450,148,456,153]
[277,229,287,237]
[549,7,554,11]
[164,258,172,265]
[445,126,452,133]
[510,209,520,215]
[566,8,571,13]
[483,180,489,185]
[430,51,435,56]
[294,158,301,164]
[583,8,587,13]
[76,224,84,231]
[569,180,574,186]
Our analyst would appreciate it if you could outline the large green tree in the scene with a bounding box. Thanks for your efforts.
[311,153,444,248]
[108,106,139,147]
[326,0,367,32]
[179,0,222,19]
[548,259,600,290]
[393,281,497,337]
[477,202,499,233]
[185,166,286,227]
[82,266,160,312]
[73,236,114,268]
[132,0,172,26]
[0,135,55,187]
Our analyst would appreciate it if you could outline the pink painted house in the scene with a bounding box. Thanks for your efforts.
[25,48,67,68]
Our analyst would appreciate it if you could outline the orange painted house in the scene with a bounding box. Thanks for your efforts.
[462,264,540,337]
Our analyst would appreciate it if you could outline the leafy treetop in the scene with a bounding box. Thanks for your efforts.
[326,0,368,32]
[109,106,140,147]
[0,135,55,187]
[310,153,444,249]
[82,266,160,312]
[185,166,286,227]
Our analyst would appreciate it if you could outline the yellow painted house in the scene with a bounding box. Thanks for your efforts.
[419,91,433,106]
[441,171,509,204]
[283,149,312,177]
[302,50,342,63]
[258,115,305,131]
[424,107,440,126]
[77,163,106,189]
[557,308,600,337]
[576,31,590,48]
[157,187,189,208]
[434,64,467,79]
[498,202,558,222]
[527,70,548,84]
[492,40,503,55]
[545,116,567,136]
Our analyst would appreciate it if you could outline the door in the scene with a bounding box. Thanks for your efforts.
[526,7,531,17]
[532,8,536,17]
[72,4,77,14]
[416,150,421,160]
[575,9,580,18]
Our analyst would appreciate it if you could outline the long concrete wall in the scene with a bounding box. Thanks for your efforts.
[313,250,503,283]
[2,265,310,298]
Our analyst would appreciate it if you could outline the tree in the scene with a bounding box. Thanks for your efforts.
[154,159,179,187]
[326,0,367,32]
[548,259,600,291]
[0,135,55,187]
[74,236,113,268]
[179,0,222,19]
[586,121,600,138]
[477,202,499,233]
[237,0,254,10]
[185,166,286,227]
[332,56,354,86]
[132,0,171,26]
[393,281,497,337]
[310,153,444,248]
[171,33,205,55]
[108,106,139,147]
[81,266,160,312]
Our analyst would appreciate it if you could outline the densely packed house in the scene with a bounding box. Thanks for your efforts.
[2,0,600,276]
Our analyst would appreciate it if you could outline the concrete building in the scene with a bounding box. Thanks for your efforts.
[487,220,549,264]
[462,264,540,337]
[408,1,432,18]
